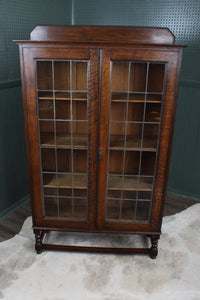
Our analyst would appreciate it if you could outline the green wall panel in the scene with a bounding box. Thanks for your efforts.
[168,85,200,199]
[0,0,72,217]
[73,0,200,82]
[0,87,29,213]
[0,0,72,82]
[73,0,200,199]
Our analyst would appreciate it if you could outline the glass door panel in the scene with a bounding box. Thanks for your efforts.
[36,59,89,220]
[105,60,165,223]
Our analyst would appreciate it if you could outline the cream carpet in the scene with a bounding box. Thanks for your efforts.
[0,204,200,300]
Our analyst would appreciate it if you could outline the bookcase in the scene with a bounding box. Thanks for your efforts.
[15,26,185,258]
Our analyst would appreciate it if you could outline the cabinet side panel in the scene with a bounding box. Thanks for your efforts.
[19,45,36,225]
[155,50,183,228]
[151,51,183,229]
[22,47,44,225]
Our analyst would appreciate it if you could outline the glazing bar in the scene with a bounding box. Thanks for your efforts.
[119,62,131,219]
[148,64,167,222]
[70,60,74,218]
[52,60,60,217]
[86,60,89,219]
[35,60,45,217]
[105,61,113,220]
[134,63,150,220]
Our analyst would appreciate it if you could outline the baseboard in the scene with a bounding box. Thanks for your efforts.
[167,188,200,202]
[0,194,30,221]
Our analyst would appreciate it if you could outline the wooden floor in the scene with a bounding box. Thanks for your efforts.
[0,193,198,242]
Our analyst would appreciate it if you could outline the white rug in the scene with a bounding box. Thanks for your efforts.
[0,204,200,300]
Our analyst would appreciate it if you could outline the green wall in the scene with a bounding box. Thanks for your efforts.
[0,0,72,218]
[72,0,200,200]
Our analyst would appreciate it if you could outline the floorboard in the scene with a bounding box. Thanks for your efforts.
[0,194,198,242]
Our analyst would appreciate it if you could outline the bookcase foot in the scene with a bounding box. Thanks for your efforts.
[150,236,159,259]
[34,230,44,254]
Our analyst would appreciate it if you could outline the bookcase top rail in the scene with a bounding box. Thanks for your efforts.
[29,25,175,45]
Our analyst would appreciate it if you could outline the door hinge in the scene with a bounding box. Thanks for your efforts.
[99,147,102,160]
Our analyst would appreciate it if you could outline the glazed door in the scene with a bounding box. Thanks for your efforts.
[23,46,99,229]
[98,48,180,232]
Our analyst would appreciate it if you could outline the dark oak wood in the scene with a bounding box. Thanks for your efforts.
[150,236,159,259]
[42,243,151,255]
[30,25,175,44]
[14,26,186,258]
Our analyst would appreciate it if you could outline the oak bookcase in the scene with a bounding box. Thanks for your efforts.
[15,26,185,258]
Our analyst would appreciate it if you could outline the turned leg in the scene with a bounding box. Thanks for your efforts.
[34,230,43,254]
[150,236,159,259]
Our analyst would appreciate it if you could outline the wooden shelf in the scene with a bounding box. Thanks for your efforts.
[43,173,152,192]
[39,96,161,103]
[38,92,161,103]
[111,92,162,103]
[112,99,161,103]
[110,135,157,151]
[40,133,157,150]
[108,176,153,191]
[38,92,87,101]
[39,96,87,101]
[41,133,88,148]
[44,174,87,189]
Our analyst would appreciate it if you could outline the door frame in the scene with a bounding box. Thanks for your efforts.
[21,45,99,230]
[97,48,180,232]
